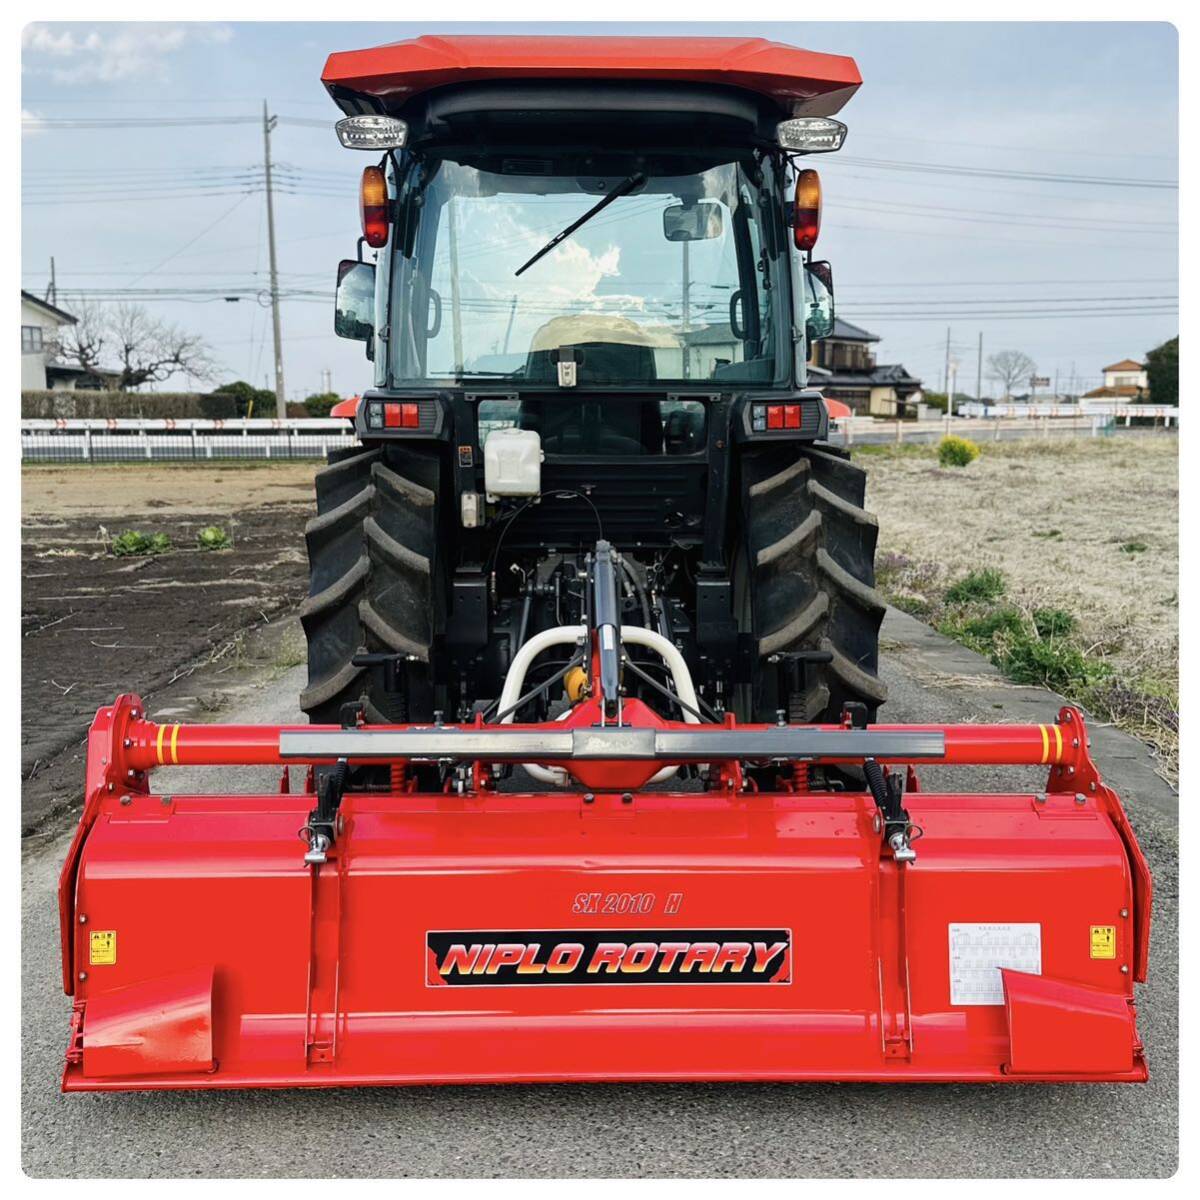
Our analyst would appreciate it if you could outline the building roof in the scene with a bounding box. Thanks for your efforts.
[1084,384,1142,399]
[1102,359,1145,372]
[21,290,76,326]
[826,317,879,343]
[681,323,739,346]
[822,363,921,389]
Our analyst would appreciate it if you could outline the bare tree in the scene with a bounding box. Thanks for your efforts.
[57,301,217,390]
[986,349,1037,401]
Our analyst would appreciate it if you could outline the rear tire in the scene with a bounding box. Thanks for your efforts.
[300,443,443,725]
[735,443,887,724]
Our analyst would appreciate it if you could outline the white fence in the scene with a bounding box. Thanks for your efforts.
[21,417,358,463]
[957,402,1178,425]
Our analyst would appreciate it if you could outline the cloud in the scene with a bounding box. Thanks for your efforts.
[21,109,45,138]
[22,23,232,85]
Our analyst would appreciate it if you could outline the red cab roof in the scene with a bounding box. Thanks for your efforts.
[322,35,861,117]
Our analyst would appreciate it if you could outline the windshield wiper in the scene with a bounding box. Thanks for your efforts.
[514,173,646,277]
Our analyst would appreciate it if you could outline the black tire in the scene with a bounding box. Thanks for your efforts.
[300,442,443,724]
[735,443,887,724]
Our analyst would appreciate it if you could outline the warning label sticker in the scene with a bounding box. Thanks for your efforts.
[949,922,1041,1006]
[1090,925,1117,959]
[89,930,116,966]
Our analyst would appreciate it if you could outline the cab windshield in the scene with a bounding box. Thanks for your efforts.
[387,152,790,389]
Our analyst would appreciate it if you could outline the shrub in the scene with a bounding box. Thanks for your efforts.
[937,435,980,468]
[944,567,1005,605]
[304,392,341,418]
[111,530,171,557]
[197,525,232,551]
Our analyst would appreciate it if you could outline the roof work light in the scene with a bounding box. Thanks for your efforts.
[360,165,390,248]
[776,117,847,153]
[793,169,822,252]
[336,115,409,150]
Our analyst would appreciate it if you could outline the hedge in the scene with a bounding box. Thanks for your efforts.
[21,391,239,419]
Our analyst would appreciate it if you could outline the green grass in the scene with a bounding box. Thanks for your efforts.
[944,567,1006,604]
[850,442,936,460]
[1032,607,1076,638]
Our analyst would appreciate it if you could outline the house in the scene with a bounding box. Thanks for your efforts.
[21,290,76,390]
[808,318,923,416]
[44,362,123,391]
[1083,358,1148,402]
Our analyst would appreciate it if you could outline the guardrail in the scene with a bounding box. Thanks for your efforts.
[21,417,358,463]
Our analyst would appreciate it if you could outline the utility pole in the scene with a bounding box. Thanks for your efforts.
[447,198,464,374]
[501,296,518,356]
[942,326,951,395]
[45,257,57,306]
[262,100,286,420]
[682,241,691,380]
[975,331,983,401]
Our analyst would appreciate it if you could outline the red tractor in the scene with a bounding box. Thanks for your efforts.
[56,35,1151,1091]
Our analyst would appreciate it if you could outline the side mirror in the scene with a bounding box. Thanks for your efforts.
[334,259,376,342]
[663,201,723,242]
[804,260,835,342]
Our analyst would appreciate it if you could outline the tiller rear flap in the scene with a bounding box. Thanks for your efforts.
[58,581,1151,1090]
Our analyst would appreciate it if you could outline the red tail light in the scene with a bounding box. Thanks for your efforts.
[360,165,389,248]
[793,169,821,252]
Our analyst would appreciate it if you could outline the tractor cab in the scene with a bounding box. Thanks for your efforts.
[327,36,850,435]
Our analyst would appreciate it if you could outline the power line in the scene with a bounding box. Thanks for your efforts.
[125,193,255,289]
[847,129,1177,163]
[833,155,1177,189]
[836,197,1176,232]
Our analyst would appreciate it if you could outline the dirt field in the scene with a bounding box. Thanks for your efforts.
[859,432,1179,772]
[21,463,318,826]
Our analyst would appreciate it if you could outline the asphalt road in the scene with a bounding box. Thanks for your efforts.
[21,615,1178,1178]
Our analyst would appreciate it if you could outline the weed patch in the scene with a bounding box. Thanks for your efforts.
[944,568,1005,604]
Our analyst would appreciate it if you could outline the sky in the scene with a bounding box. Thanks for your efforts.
[21,20,1178,400]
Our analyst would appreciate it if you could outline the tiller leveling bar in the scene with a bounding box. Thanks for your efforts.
[58,570,1151,1089]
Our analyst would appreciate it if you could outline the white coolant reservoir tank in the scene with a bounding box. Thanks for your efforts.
[484,427,542,501]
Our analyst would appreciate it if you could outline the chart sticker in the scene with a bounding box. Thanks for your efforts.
[948,922,1041,1006]
[1090,925,1117,959]
[89,929,117,966]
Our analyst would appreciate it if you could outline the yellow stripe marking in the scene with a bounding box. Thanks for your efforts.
[170,724,180,765]
[1039,725,1050,764]
[156,723,166,765]
[1052,724,1063,763]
